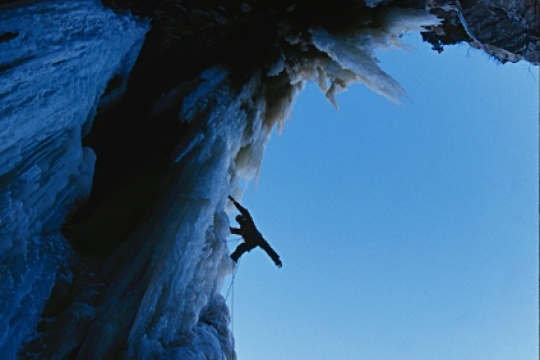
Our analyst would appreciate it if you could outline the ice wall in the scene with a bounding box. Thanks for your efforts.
[68,67,274,359]
[0,1,149,357]
[0,1,284,357]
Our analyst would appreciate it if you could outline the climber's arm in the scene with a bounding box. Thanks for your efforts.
[230,227,242,235]
[228,196,252,220]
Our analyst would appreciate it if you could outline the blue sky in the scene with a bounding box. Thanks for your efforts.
[225,34,538,360]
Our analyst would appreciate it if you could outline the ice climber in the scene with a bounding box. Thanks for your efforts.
[228,196,282,268]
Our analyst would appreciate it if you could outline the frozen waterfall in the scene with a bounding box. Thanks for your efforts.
[0,1,443,358]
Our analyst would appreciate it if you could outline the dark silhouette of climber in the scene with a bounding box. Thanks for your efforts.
[228,196,282,267]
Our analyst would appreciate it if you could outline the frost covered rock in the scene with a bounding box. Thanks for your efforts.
[424,0,540,64]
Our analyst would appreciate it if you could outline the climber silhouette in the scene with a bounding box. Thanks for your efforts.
[228,196,282,267]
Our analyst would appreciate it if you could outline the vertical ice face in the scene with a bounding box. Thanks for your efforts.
[0,0,285,355]
[0,0,149,357]
[120,67,266,359]
[18,65,284,359]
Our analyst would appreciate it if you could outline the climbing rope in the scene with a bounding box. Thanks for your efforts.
[223,261,239,304]
[231,274,235,335]
[219,261,240,360]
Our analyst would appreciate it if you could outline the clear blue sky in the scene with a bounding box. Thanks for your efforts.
[225,34,538,360]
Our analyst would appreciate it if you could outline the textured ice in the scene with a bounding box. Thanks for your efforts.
[310,8,440,103]
[0,234,68,360]
[0,1,149,166]
[66,67,273,359]
[0,0,149,357]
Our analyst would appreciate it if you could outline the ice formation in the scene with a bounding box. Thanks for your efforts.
[0,1,441,358]
[0,1,149,358]
[310,8,439,103]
